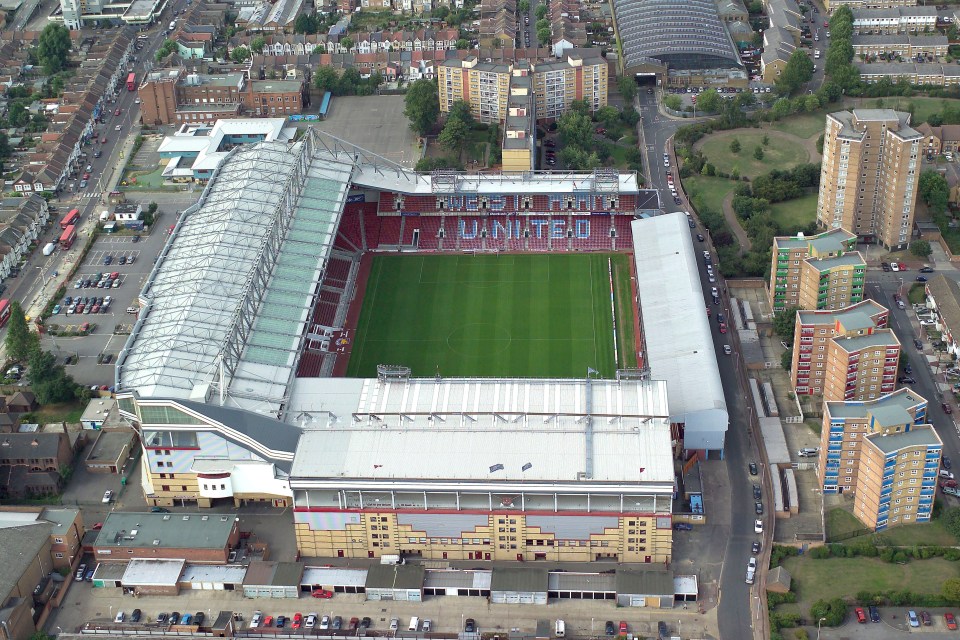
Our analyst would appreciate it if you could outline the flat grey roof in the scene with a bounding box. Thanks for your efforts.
[547,572,616,592]
[491,567,548,593]
[830,329,899,352]
[424,569,492,590]
[867,424,942,454]
[366,564,425,590]
[826,388,927,420]
[302,567,368,587]
[869,404,913,428]
[615,569,674,596]
[808,252,866,271]
[121,559,185,586]
[181,564,247,584]
[94,512,236,550]
[87,430,134,464]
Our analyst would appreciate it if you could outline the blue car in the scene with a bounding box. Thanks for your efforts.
[908,610,920,627]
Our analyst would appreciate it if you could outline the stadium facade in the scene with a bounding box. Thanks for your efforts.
[115,129,723,563]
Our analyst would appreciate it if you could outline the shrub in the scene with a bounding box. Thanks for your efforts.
[809,546,831,559]
[810,598,847,627]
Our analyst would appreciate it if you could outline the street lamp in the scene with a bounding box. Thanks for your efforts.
[816,617,827,640]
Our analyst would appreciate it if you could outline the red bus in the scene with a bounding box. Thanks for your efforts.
[59,224,77,249]
[126,72,136,91]
[59,208,80,229]
[0,299,10,328]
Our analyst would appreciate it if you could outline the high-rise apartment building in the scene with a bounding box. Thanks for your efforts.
[816,109,922,250]
[792,300,889,396]
[769,229,865,312]
[438,52,608,124]
[820,389,941,531]
[822,328,900,402]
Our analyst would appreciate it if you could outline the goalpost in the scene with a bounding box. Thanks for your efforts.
[607,257,620,370]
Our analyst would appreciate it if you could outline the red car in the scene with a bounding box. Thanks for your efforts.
[898,262,907,271]
[311,589,333,599]
[114,108,121,116]
[618,622,627,634]
[944,402,954,414]
[92,522,103,530]
[719,323,727,334]
[292,614,303,629]
[706,307,711,317]
[855,607,867,623]
[946,613,958,630]
[83,172,90,180]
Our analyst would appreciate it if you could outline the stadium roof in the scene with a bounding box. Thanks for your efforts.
[289,377,674,488]
[613,0,743,72]
[631,213,727,451]
[117,134,353,417]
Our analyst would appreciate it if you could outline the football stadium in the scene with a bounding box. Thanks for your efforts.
[114,129,726,564]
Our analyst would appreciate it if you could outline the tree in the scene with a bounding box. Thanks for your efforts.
[403,79,440,136]
[753,146,764,160]
[810,598,847,627]
[518,0,529,10]
[433,5,450,19]
[730,138,741,154]
[776,49,814,95]
[447,99,474,127]
[595,105,620,128]
[5,301,37,362]
[771,97,793,119]
[535,3,547,18]
[439,116,469,154]
[37,24,71,75]
[664,94,682,111]
[919,170,950,214]
[620,105,639,127]
[29,349,79,405]
[155,39,178,61]
[943,507,960,540]
[773,306,800,347]
[340,36,354,51]
[294,13,319,34]
[557,110,594,149]
[7,102,28,128]
[696,88,721,113]
[313,66,339,92]
[230,46,250,63]
[618,76,637,103]
[0,132,10,161]
[781,348,792,371]
[537,26,551,45]
[312,44,326,55]
[250,36,266,54]
[455,38,469,49]
[910,240,933,258]
[945,578,960,603]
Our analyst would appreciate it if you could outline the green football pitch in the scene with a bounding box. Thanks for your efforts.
[345,253,637,379]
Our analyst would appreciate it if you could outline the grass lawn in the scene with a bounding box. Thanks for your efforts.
[29,401,85,423]
[700,130,810,179]
[772,112,828,140]
[866,96,960,125]
[784,555,960,602]
[909,282,928,305]
[825,508,870,541]
[769,193,818,233]
[120,166,165,189]
[683,175,736,216]
[346,254,637,379]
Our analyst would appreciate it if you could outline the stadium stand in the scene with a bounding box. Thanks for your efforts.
[412,216,444,250]
[324,256,353,288]
[337,203,371,252]
[378,216,403,246]
[363,208,381,248]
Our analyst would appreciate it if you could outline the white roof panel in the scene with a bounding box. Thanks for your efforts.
[631,213,728,448]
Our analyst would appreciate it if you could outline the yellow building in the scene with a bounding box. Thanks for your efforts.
[501,65,536,172]
[769,228,864,312]
[438,51,608,124]
[791,300,890,397]
[817,109,922,250]
[821,328,900,402]
[820,389,940,531]
[290,378,676,564]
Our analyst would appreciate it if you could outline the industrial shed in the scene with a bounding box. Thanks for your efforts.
[365,564,425,602]
[423,569,492,597]
[300,567,367,594]
[615,570,674,608]
[179,564,246,590]
[121,559,185,596]
[490,567,548,605]
[547,572,616,600]
[242,561,303,598]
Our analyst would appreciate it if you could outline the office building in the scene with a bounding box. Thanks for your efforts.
[438,51,608,124]
[792,300,889,396]
[769,228,865,312]
[820,389,940,531]
[816,109,922,250]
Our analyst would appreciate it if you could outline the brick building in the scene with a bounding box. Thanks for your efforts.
[92,512,240,563]
[0,432,77,500]
[769,228,865,312]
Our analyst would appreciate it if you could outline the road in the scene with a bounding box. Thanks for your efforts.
[0,7,182,345]
[636,92,757,640]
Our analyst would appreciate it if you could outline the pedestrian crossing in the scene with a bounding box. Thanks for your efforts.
[78,192,101,199]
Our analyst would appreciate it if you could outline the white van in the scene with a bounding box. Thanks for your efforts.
[555,620,565,637]
[408,617,419,631]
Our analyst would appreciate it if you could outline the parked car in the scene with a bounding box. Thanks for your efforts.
[250,612,262,628]
[751,540,761,553]
[75,564,87,581]
[390,618,399,632]
[311,589,334,598]
[749,462,758,475]
[944,456,952,470]
[755,501,763,515]
[855,607,866,623]
[102,490,113,503]
[754,519,763,533]
[753,484,761,499]
[360,617,372,629]
[915,338,924,350]
[320,616,330,630]
[921,611,932,626]
[130,609,142,623]
[946,612,958,630]
[945,402,954,414]
[193,612,204,627]
[293,613,304,629]
[920,266,935,273]
[868,605,880,622]
[170,613,180,625]
[618,621,628,634]
[673,522,692,531]
[605,621,615,635]
[348,617,359,630]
